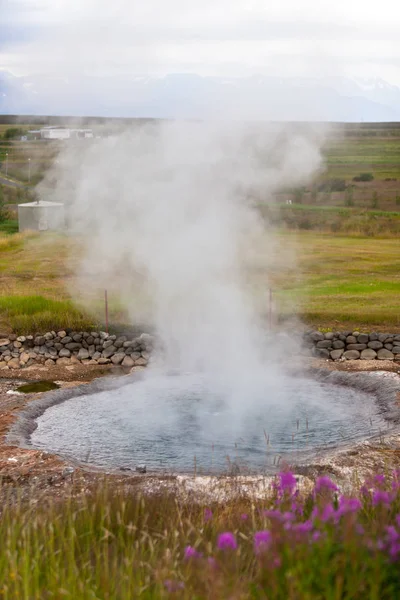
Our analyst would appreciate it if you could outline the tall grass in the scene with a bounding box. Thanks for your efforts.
[0,295,96,333]
[0,471,399,598]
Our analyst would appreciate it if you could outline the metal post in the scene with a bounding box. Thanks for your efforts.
[5,153,8,176]
[104,289,109,333]
[269,288,273,330]
[28,158,31,183]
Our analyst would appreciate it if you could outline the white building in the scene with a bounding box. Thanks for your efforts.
[40,126,71,140]
[28,126,94,140]
[18,201,65,232]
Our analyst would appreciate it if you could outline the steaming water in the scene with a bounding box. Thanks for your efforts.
[30,372,386,473]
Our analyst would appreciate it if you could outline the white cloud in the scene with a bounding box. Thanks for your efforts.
[1,0,400,84]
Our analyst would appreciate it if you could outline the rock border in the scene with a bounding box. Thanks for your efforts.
[304,330,400,362]
[0,330,154,371]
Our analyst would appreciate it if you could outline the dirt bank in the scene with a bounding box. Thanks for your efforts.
[0,358,400,501]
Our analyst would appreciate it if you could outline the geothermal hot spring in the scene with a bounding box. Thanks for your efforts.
[22,124,397,474]
[28,369,390,473]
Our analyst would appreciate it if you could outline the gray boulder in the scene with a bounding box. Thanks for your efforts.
[332,340,345,349]
[77,348,90,360]
[357,334,369,344]
[343,350,360,360]
[59,349,71,358]
[111,353,125,365]
[360,349,377,360]
[330,349,344,360]
[103,345,117,358]
[377,349,394,360]
[368,341,383,350]
[121,356,135,367]
[346,344,367,351]
[316,340,332,349]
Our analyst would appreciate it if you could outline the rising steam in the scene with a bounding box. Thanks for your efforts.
[42,121,323,385]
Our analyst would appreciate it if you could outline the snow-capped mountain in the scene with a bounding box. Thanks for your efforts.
[1,71,399,121]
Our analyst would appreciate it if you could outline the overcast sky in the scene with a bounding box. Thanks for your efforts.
[1,0,400,85]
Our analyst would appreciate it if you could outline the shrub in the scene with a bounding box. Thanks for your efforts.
[353,172,374,182]
[344,187,354,207]
[318,179,346,192]
[371,191,379,209]
[3,127,26,140]
[0,185,8,223]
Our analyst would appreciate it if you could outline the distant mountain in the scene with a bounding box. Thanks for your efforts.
[1,71,400,121]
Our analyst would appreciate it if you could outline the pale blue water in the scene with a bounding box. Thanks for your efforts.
[30,373,386,473]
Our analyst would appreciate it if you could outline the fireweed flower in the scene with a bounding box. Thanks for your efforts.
[240,513,249,521]
[337,496,362,516]
[291,520,313,534]
[312,531,322,543]
[312,504,337,523]
[217,532,237,550]
[263,510,295,523]
[278,472,297,495]
[373,474,386,487]
[314,476,339,495]
[389,543,400,560]
[372,490,392,506]
[164,580,185,592]
[386,526,399,544]
[204,508,213,523]
[254,530,272,553]
[184,546,202,560]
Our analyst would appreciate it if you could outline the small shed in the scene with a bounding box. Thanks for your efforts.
[18,201,65,232]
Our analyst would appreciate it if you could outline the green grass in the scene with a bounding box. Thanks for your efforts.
[1,229,400,333]
[262,204,400,236]
[0,219,18,234]
[0,472,399,599]
[0,295,96,334]
[271,232,400,331]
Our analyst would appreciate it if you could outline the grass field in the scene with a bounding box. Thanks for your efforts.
[273,232,400,331]
[1,230,399,334]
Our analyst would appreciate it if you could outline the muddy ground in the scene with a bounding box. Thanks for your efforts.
[0,358,400,501]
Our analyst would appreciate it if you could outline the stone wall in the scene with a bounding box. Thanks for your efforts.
[305,330,400,361]
[0,330,154,371]
[1,328,400,370]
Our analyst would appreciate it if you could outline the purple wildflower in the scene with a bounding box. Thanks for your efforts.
[312,531,321,543]
[240,513,249,521]
[372,490,392,506]
[254,530,272,553]
[263,509,295,523]
[184,545,202,560]
[314,476,339,495]
[373,474,386,487]
[207,557,217,569]
[279,471,297,494]
[396,515,400,528]
[337,496,362,516]
[164,580,185,593]
[204,508,213,523]
[320,504,336,523]
[389,543,400,560]
[217,532,237,550]
[356,525,365,535]
[292,520,313,534]
[386,526,399,544]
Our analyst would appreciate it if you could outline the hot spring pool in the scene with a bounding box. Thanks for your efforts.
[28,371,390,473]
